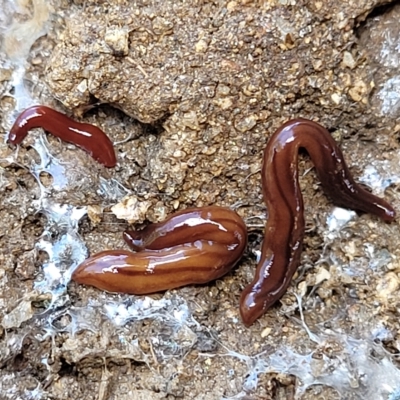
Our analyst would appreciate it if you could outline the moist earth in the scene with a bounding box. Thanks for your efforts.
[1,0,400,399]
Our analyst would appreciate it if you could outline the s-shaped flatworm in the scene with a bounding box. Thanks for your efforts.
[239,118,395,326]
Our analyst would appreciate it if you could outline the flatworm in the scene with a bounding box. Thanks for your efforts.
[72,206,247,294]
[8,105,116,167]
[239,118,395,326]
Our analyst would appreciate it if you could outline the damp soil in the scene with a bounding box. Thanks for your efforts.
[1,0,400,399]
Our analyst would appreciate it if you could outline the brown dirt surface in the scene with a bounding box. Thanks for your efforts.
[1,0,400,399]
